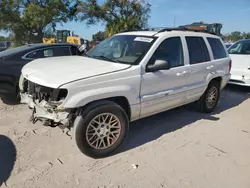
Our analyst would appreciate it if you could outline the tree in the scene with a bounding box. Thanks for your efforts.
[0,36,7,42]
[230,31,242,42]
[92,31,105,41]
[223,31,250,42]
[0,0,78,45]
[0,34,13,42]
[241,32,250,39]
[79,0,151,37]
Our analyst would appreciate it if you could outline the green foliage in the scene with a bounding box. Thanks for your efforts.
[0,34,13,42]
[79,0,151,37]
[0,36,7,42]
[92,31,105,41]
[0,0,78,45]
[224,31,250,42]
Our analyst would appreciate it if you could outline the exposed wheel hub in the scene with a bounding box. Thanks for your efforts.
[98,125,109,136]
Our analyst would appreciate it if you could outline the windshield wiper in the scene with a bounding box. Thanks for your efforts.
[92,55,118,63]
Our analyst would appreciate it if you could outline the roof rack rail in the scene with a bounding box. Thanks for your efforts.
[122,28,156,32]
[155,26,216,35]
[121,26,216,35]
[122,27,168,32]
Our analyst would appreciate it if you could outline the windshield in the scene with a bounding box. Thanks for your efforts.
[86,35,156,65]
[228,40,250,55]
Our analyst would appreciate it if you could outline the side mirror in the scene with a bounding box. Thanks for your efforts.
[146,59,170,72]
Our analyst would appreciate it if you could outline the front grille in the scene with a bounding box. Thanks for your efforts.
[27,80,67,102]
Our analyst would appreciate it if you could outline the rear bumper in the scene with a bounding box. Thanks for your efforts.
[228,74,250,87]
[228,80,250,86]
[221,73,231,89]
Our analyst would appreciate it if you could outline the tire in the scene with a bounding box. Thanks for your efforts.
[197,80,220,113]
[73,101,129,158]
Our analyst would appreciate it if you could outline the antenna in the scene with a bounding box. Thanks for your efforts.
[173,16,176,27]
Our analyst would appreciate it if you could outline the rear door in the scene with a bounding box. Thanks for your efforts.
[185,36,211,101]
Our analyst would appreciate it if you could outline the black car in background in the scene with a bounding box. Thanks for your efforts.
[0,43,81,99]
[0,42,8,52]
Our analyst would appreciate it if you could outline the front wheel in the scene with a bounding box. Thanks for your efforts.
[197,80,220,113]
[73,101,129,158]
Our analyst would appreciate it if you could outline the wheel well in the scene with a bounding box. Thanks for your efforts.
[211,77,222,86]
[109,97,131,120]
[78,96,131,120]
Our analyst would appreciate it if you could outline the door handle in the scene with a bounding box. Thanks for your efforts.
[177,71,188,76]
[206,65,214,70]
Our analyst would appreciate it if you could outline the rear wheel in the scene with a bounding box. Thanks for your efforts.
[73,101,129,158]
[197,80,220,113]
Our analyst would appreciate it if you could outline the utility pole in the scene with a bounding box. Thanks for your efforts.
[173,16,176,27]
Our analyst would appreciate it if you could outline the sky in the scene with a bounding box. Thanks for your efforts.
[1,0,250,40]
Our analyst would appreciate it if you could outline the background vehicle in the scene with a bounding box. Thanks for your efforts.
[0,43,81,99]
[0,42,7,52]
[225,42,234,49]
[20,28,231,158]
[227,39,250,86]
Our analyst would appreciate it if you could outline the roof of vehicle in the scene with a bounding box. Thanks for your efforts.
[0,43,78,57]
[234,39,250,43]
[117,31,158,36]
[117,29,220,38]
[27,43,78,47]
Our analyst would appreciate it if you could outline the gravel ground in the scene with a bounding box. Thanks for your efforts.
[0,85,250,188]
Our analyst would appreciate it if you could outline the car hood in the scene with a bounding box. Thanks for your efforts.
[22,56,130,88]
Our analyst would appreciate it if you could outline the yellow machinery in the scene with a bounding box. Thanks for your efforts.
[67,36,84,45]
[180,21,222,36]
[43,30,85,45]
[42,37,56,44]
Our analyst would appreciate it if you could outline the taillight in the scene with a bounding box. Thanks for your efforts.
[229,60,232,73]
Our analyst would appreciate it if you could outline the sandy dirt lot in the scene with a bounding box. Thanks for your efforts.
[0,85,250,188]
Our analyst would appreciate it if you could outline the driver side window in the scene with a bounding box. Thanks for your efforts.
[150,37,184,68]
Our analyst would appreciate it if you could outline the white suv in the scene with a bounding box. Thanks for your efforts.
[19,28,231,158]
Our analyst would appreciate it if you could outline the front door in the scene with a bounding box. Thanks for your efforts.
[140,37,191,118]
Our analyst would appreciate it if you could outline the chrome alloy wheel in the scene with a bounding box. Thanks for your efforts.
[206,86,218,109]
[86,113,121,150]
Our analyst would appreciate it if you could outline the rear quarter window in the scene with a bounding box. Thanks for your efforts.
[207,38,228,59]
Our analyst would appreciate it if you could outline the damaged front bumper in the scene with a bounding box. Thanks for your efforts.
[20,93,71,126]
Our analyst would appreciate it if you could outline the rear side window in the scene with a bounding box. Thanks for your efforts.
[186,37,210,64]
[26,47,71,59]
[43,49,54,57]
[207,38,228,59]
[26,50,43,59]
[53,47,71,56]
[71,46,80,55]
